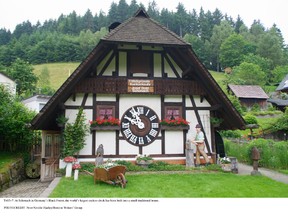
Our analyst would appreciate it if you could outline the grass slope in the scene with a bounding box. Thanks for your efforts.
[33,62,80,90]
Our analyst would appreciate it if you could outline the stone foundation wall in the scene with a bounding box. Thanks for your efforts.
[0,159,26,192]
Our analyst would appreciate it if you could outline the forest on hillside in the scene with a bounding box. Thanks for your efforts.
[1,0,288,91]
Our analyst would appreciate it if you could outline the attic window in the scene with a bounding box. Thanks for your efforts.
[128,51,152,75]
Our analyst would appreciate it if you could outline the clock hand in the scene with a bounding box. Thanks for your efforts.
[124,115,145,129]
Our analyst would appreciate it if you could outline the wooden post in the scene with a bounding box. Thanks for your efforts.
[251,146,261,176]
[186,140,195,167]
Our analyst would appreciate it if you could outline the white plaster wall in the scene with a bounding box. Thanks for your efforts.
[95,131,117,155]
[80,133,93,155]
[119,95,161,117]
[65,109,78,123]
[119,140,140,155]
[84,108,93,124]
[85,94,93,106]
[65,93,83,106]
[142,140,162,155]
[165,131,184,154]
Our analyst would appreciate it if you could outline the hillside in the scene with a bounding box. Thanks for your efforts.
[33,62,80,90]
[33,62,225,91]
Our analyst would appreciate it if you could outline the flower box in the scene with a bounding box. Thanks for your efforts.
[161,125,190,131]
[90,125,120,131]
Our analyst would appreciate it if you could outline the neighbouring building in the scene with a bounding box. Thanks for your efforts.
[0,72,16,95]
[31,9,245,182]
[268,74,288,111]
[22,94,52,113]
[228,84,269,109]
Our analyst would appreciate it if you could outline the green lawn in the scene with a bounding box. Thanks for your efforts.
[49,172,288,198]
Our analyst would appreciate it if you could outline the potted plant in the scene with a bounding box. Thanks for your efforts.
[135,154,153,168]
[89,117,120,131]
[56,115,68,128]
[210,117,223,127]
[219,157,232,172]
[160,118,190,131]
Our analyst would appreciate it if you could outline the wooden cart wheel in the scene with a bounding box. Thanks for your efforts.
[117,173,126,188]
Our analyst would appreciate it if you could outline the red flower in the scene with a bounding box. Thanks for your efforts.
[89,117,120,127]
[63,156,77,163]
[72,163,81,170]
[160,118,189,126]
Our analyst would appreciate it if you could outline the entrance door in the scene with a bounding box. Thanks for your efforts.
[40,131,61,182]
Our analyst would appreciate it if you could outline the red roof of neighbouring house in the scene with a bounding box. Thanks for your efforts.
[228,84,269,99]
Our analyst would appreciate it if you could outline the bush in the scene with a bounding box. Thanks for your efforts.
[224,139,250,163]
[0,85,36,152]
[244,114,258,125]
[246,139,272,167]
[220,130,242,138]
[225,138,288,169]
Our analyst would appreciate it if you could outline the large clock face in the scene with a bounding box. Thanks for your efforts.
[121,105,160,146]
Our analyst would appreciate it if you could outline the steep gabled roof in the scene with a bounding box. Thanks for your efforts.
[228,84,269,99]
[31,8,245,131]
[102,8,189,46]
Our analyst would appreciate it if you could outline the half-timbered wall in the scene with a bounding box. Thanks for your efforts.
[60,44,213,162]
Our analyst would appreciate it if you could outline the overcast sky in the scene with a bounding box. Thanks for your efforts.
[0,0,287,43]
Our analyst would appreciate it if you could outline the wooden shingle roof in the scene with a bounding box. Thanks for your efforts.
[228,84,269,99]
[102,8,189,46]
[31,8,245,131]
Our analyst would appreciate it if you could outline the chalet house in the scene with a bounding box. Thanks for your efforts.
[31,9,245,181]
[268,74,288,111]
[228,84,269,109]
[0,72,16,95]
[22,94,51,113]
